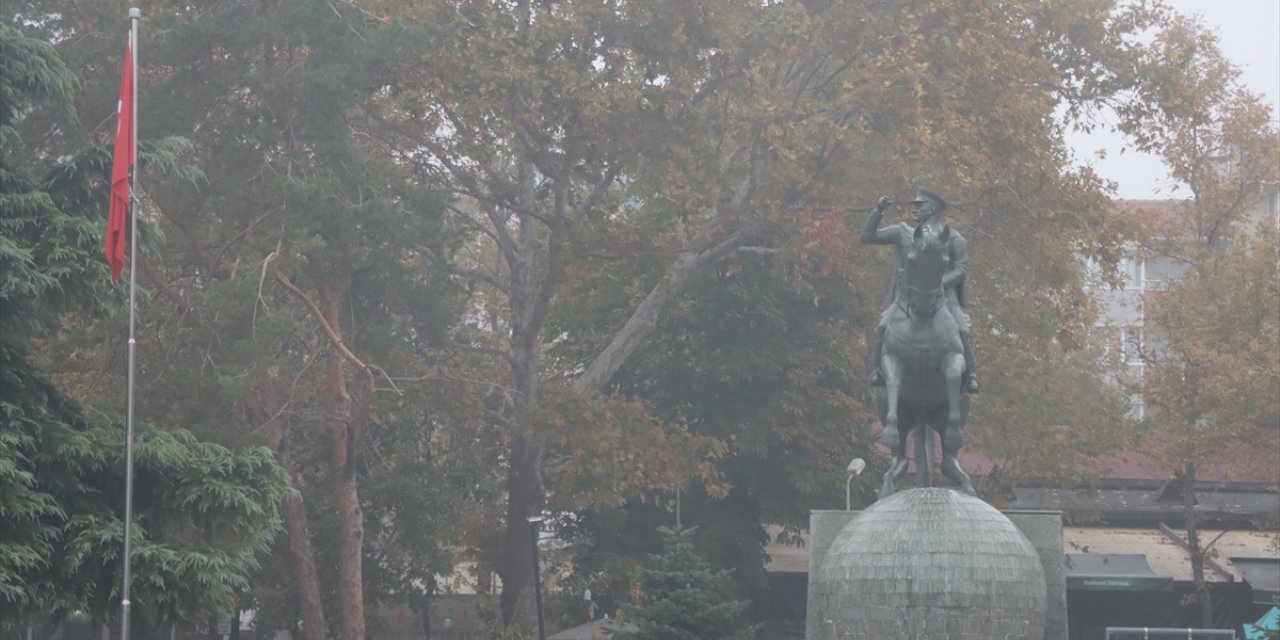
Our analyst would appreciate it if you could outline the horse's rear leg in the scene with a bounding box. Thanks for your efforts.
[941,353,965,451]
[940,456,975,496]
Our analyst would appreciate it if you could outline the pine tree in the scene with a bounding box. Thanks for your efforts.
[615,527,757,640]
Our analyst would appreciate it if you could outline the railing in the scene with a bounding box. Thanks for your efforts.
[1106,628,1237,639]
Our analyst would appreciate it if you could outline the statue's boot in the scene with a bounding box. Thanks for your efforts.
[961,332,980,394]
[868,325,887,387]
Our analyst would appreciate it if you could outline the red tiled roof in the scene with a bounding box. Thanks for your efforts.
[1073,430,1280,485]
[877,429,1280,486]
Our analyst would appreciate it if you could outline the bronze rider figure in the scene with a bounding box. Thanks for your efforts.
[862,188,980,394]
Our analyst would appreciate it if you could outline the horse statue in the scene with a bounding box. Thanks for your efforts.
[876,223,976,498]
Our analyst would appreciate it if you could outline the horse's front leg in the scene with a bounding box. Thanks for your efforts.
[880,448,910,500]
[878,355,906,448]
[940,352,975,496]
[878,354,909,499]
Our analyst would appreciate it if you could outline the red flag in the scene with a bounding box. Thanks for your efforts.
[105,38,133,281]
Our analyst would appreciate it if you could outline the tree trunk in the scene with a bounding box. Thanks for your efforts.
[498,292,546,630]
[256,386,329,640]
[319,280,366,640]
[497,149,552,633]
[1182,463,1214,628]
[421,577,436,640]
[500,433,544,629]
[278,470,329,640]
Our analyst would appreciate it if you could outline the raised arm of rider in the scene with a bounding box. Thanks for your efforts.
[860,196,898,245]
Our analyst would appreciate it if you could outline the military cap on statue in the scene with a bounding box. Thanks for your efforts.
[910,188,948,211]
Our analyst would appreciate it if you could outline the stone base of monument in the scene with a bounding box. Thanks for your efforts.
[805,488,1066,640]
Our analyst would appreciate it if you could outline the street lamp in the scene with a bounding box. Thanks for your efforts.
[527,516,547,640]
[846,458,866,511]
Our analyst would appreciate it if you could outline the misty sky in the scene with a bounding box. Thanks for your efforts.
[1065,0,1280,199]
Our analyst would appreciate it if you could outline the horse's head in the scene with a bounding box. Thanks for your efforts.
[902,224,951,318]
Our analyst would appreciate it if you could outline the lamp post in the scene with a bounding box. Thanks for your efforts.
[527,516,547,640]
[846,458,866,511]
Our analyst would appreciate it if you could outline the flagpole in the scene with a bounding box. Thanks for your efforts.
[120,8,140,640]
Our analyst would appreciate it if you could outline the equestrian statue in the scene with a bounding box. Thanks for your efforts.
[861,188,978,499]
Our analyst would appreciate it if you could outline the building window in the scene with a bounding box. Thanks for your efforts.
[1081,257,1104,290]
[1127,395,1146,421]
[1081,254,1142,290]
[1091,325,1148,421]
[1120,255,1143,291]
[1145,333,1169,364]
[1144,254,1187,291]
[1122,327,1144,365]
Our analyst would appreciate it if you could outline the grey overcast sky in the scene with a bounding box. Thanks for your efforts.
[1065,0,1280,199]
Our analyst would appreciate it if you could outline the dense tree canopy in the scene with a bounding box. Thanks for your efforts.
[6,0,1273,637]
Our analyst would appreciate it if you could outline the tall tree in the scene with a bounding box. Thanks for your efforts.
[1119,14,1280,627]
[12,3,472,637]
[1143,224,1280,626]
[135,6,462,637]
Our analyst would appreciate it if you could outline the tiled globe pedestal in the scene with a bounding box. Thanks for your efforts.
[807,488,1048,640]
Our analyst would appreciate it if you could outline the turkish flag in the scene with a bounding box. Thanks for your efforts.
[105,38,132,281]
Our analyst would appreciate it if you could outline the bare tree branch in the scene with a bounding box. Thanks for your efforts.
[253,239,283,333]
[139,256,201,327]
[428,341,515,366]
[415,243,509,294]
[736,246,784,256]
[575,162,626,218]
[274,270,377,397]
[479,199,520,265]
[446,202,503,245]
[572,224,768,393]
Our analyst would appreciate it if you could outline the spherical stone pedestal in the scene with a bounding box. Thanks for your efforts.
[810,488,1046,640]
